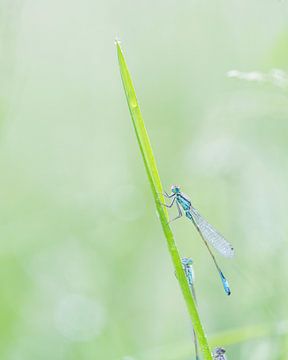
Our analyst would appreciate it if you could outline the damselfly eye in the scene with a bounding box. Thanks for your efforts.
[171,185,180,193]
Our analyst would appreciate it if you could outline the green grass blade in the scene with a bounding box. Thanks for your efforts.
[136,322,287,360]
[116,40,213,360]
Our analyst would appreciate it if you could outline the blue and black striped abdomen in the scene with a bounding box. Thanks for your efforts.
[185,211,193,220]
[176,194,191,211]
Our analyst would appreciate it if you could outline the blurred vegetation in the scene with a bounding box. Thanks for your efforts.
[0,1,288,360]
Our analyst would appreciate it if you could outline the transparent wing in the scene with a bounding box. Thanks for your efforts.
[180,192,191,203]
[190,207,234,258]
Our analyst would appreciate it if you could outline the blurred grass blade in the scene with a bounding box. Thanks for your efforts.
[116,40,213,360]
[137,322,288,360]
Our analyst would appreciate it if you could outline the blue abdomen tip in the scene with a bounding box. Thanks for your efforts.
[219,271,231,296]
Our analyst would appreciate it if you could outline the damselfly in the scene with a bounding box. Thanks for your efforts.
[181,257,199,360]
[161,185,234,295]
[213,347,227,360]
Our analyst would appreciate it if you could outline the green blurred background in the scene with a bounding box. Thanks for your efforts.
[1,0,288,359]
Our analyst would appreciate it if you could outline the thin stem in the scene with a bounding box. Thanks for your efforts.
[116,40,212,360]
